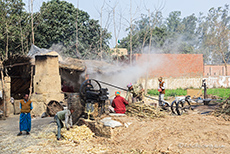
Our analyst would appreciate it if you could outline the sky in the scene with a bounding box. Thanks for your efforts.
[23,0,230,47]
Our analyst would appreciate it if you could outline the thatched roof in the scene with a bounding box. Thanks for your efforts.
[59,57,85,71]
[84,60,121,74]
[3,55,31,68]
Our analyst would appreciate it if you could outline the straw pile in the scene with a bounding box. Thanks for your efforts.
[62,125,94,142]
[212,98,230,121]
[21,124,110,153]
[33,124,94,143]
[126,103,165,119]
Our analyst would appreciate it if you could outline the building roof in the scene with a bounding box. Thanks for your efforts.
[59,57,85,71]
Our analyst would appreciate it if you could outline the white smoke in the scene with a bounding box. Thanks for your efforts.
[85,50,166,97]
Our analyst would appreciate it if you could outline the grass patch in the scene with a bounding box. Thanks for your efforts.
[148,88,187,97]
[148,88,230,99]
[207,88,230,99]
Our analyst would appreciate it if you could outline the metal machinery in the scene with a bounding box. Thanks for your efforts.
[80,79,109,119]
[78,79,221,117]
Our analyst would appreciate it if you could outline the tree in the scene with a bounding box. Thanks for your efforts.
[35,0,111,59]
[197,5,230,69]
[0,0,27,59]
[204,5,230,75]
[166,11,183,33]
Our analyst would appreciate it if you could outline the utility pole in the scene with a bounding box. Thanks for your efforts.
[100,3,104,61]
[129,0,132,65]
[31,0,34,44]
[144,9,151,95]
[76,0,79,56]
[113,7,118,63]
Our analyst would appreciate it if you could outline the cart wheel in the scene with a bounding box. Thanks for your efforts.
[170,100,177,114]
[176,100,191,115]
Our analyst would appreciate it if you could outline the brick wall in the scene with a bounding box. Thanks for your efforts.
[139,77,202,89]
[134,54,204,78]
[204,65,230,76]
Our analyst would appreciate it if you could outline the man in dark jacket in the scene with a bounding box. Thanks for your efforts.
[112,91,129,114]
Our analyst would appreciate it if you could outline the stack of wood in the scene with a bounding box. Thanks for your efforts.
[212,98,230,121]
[126,103,165,119]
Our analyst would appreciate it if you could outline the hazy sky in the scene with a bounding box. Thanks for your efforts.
[23,0,230,47]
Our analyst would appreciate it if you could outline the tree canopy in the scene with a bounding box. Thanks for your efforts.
[0,0,111,59]
[0,0,229,65]
[118,5,230,65]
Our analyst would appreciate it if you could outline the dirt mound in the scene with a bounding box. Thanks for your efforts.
[126,103,166,119]
[212,97,230,121]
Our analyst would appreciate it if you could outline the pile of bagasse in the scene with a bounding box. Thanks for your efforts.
[212,97,230,121]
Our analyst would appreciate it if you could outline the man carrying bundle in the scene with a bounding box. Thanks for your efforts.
[126,83,144,103]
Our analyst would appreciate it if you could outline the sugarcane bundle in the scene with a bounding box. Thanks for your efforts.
[126,103,165,119]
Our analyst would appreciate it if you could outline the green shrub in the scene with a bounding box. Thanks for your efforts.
[147,88,230,99]
[148,88,187,97]
[206,88,230,99]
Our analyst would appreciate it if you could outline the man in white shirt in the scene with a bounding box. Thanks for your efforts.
[158,77,166,106]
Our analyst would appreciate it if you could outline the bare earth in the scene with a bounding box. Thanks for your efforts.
[0,109,229,154]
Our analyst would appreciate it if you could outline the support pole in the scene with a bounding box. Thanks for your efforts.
[0,61,6,117]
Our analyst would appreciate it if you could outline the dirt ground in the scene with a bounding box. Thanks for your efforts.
[0,116,54,154]
[0,105,229,154]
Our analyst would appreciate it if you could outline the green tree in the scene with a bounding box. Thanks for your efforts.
[204,5,230,74]
[0,0,27,59]
[198,5,230,67]
[166,11,183,33]
[35,0,111,59]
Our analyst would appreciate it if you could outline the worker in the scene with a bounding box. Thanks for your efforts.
[158,77,166,106]
[126,83,144,103]
[54,107,74,140]
[112,91,129,114]
[61,81,69,92]
[17,94,33,136]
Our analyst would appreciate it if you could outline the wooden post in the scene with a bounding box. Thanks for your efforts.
[29,66,33,99]
[0,61,6,117]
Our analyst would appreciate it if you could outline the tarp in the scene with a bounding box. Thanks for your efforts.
[28,44,52,58]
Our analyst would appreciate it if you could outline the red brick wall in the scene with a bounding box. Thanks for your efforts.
[204,65,230,76]
[134,54,204,78]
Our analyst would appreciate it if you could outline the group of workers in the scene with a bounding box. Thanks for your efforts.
[110,76,166,114]
[17,77,166,140]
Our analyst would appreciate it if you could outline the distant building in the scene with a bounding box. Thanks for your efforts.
[111,48,128,57]
[204,64,230,76]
